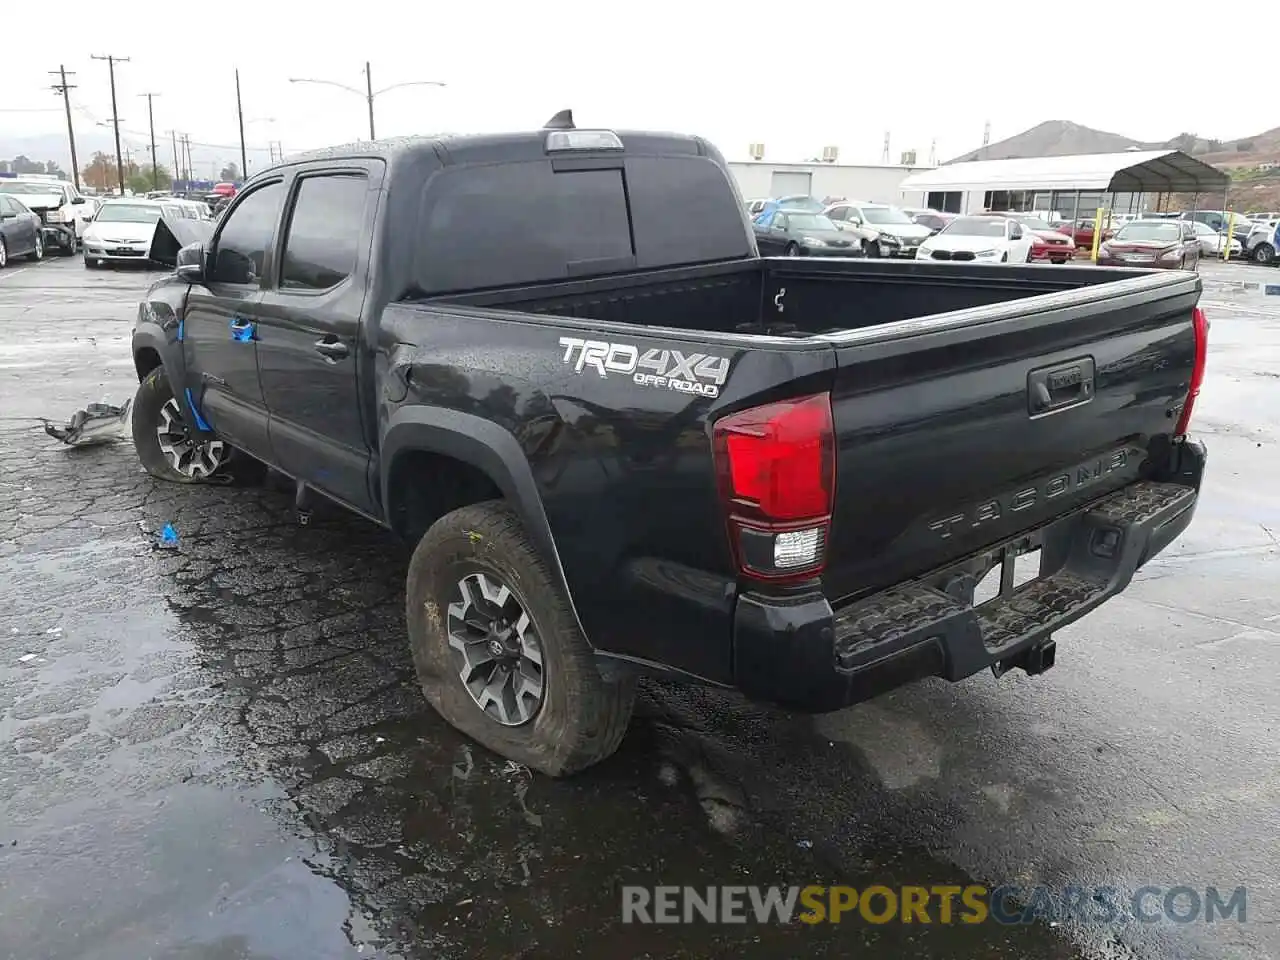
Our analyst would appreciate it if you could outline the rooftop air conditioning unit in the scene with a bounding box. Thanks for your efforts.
[900,150,917,166]
[821,145,838,163]
[749,142,765,160]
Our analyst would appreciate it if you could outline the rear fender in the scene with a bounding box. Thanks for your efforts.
[380,406,588,643]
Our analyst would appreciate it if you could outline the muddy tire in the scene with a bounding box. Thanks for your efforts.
[132,367,229,484]
[407,500,636,777]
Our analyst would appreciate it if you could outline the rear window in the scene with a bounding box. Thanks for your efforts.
[412,156,750,294]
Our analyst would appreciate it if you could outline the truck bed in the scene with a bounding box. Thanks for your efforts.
[432,257,1161,338]
[402,258,1201,678]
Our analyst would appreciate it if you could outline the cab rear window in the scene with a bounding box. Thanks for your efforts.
[412,155,751,294]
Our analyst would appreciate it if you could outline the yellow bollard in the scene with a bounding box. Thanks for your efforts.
[1224,212,1235,261]
[1091,207,1105,263]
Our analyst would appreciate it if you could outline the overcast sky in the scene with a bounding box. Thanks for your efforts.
[5,1,1278,177]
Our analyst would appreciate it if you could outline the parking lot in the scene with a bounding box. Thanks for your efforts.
[1,254,1277,960]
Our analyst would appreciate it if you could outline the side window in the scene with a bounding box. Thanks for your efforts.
[774,214,788,230]
[828,207,847,221]
[279,174,369,291]
[209,181,285,285]
[0,197,14,215]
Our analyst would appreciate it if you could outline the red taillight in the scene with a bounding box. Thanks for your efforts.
[713,393,835,581]
[1175,305,1208,437]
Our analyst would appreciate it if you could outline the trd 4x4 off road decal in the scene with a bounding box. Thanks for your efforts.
[558,337,731,398]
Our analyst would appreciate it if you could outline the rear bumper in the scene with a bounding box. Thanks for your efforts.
[731,439,1206,712]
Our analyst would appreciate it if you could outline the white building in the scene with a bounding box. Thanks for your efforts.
[897,150,1229,220]
[728,160,933,205]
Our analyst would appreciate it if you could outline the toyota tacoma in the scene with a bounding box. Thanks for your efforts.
[130,111,1208,776]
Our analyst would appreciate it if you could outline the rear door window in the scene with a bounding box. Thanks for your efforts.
[279,173,369,291]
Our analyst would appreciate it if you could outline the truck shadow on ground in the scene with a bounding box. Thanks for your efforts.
[2,436,1078,960]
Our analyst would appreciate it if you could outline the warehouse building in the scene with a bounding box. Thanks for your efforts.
[728,159,934,206]
[897,150,1229,220]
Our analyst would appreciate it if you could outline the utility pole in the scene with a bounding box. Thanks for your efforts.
[169,130,179,188]
[365,61,376,141]
[91,54,130,194]
[48,66,81,190]
[182,134,193,184]
[235,69,248,179]
[138,93,160,189]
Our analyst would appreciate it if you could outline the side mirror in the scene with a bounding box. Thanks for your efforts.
[848,217,863,226]
[71,196,86,205]
[175,241,206,281]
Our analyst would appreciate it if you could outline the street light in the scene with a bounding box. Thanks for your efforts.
[288,62,445,141]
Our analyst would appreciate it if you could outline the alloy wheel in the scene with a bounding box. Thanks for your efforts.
[155,397,225,478]
[445,571,545,726]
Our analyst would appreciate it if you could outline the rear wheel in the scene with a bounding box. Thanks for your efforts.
[0,238,7,269]
[1254,243,1274,265]
[863,239,881,258]
[27,233,44,262]
[784,242,800,257]
[407,500,636,777]
[132,367,228,483]
[1000,251,1009,263]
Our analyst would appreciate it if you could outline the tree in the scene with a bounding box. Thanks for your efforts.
[127,165,173,195]
[219,162,240,182]
[81,152,119,192]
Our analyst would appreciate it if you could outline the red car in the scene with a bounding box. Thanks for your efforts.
[1097,219,1201,270]
[978,212,1074,263]
[1058,217,1116,249]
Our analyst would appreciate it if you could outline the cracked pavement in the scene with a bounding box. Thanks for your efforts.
[1,257,1277,960]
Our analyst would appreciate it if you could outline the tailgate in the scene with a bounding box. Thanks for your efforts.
[819,271,1201,604]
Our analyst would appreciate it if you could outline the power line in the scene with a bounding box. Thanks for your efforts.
[49,66,81,190]
[90,54,130,192]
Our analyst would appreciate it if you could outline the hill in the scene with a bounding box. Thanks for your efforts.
[948,121,1280,171]
[948,121,1153,163]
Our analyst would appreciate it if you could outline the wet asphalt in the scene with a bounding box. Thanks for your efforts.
[0,255,1277,960]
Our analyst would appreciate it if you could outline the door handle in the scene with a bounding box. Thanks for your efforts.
[314,337,349,362]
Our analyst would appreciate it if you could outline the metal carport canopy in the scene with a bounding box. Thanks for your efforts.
[898,150,1229,195]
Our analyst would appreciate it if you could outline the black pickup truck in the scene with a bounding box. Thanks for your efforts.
[131,112,1208,776]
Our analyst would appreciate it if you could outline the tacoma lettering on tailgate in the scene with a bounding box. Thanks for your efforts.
[927,447,1140,540]
[558,337,730,398]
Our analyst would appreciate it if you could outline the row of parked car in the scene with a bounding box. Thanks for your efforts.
[743,195,1278,270]
[0,174,213,270]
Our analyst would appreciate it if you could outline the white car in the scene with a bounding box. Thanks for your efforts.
[1190,221,1243,257]
[82,199,166,268]
[823,201,933,258]
[917,215,1034,264]
[1245,220,1279,264]
[0,176,91,254]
